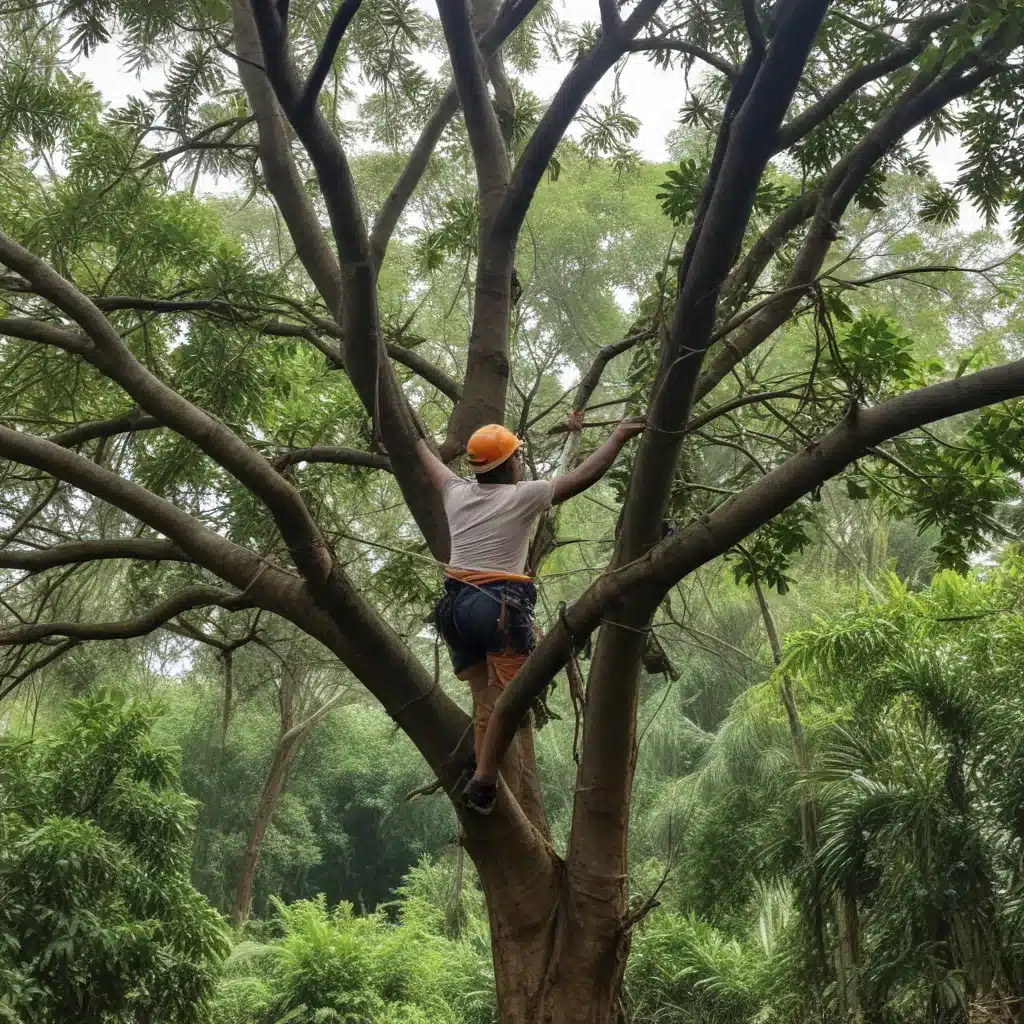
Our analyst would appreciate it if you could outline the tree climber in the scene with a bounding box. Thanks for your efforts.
[417,415,645,814]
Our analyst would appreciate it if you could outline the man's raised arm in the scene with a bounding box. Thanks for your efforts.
[551,418,645,505]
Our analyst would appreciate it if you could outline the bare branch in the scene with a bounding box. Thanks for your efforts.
[0,478,60,548]
[0,639,78,702]
[719,191,818,314]
[300,0,363,113]
[385,344,462,401]
[273,446,392,471]
[626,37,738,79]
[49,411,161,448]
[265,318,463,399]
[685,388,805,434]
[0,585,252,646]
[0,539,188,572]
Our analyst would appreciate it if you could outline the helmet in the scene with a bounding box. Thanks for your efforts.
[465,424,521,474]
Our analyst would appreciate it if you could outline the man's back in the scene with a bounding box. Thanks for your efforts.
[443,477,553,574]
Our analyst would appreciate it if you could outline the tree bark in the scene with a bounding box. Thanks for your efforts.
[466,805,630,1024]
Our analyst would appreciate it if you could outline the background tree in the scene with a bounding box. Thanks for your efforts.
[3,0,1024,1019]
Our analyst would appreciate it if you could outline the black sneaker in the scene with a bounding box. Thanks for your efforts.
[462,777,497,815]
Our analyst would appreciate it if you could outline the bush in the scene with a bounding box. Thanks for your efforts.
[204,856,497,1024]
[0,689,228,1023]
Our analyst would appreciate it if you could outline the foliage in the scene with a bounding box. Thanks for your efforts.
[0,690,228,1023]
[649,564,1024,1022]
[205,861,495,1024]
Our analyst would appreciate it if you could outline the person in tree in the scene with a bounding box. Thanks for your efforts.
[417,415,645,813]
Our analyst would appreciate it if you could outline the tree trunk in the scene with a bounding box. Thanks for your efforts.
[220,650,233,745]
[231,732,302,925]
[467,813,630,1024]
[755,575,829,977]
[837,893,862,1022]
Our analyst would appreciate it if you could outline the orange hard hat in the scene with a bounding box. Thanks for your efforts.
[466,424,521,474]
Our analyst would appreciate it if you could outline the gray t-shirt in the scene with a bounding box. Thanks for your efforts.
[443,477,554,574]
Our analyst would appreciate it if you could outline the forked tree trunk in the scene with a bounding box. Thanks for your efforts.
[231,731,303,925]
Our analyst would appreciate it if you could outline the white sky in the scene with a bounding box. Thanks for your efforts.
[73,0,982,228]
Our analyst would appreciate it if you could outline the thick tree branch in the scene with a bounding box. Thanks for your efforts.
[233,1,346,310]
[492,0,663,247]
[369,0,539,265]
[239,0,450,558]
[0,539,188,572]
[599,0,619,32]
[0,425,270,592]
[0,422,478,791]
[0,229,333,581]
[772,30,934,154]
[741,0,765,57]
[0,585,252,646]
[436,0,509,211]
[697,45,1007,402]
[0,317,92,355]
[484,354,1024,776]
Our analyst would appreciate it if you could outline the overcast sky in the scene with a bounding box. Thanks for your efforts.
[73,0,981,227]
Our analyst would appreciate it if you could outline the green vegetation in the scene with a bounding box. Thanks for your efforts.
[0,691,227,1023]
[8,562,1024,1022]
[4,0,1024,1018]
